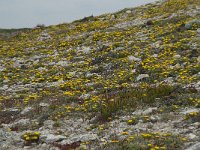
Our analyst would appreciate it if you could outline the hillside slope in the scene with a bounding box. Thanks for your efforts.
[0,0,200,149]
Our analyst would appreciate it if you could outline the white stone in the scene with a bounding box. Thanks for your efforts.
[126,10,132,14]
[70,133,98,142]
[173,55,181,59]
[180,108,200,115]
[128,56,141,62]
[197,56,200,62]
[143,107,158,115]
[57,61,68,67]
[186,142,200,150]
[152,54,158,58]
[20,107,32,115]
[136,74,149,81]
[39,103,49,107]
[82,47,91,54]
[163,77,174,84]
[45,134,67,143]
[197,28,200,34]
[188,133,197,140]
[175,63,181,69]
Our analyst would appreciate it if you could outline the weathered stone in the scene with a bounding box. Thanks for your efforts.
[20,107,32,115]
[82,46,91,54]
[180,108,200,115]
[126,10,132,14]
[70,133,98,142]
[136,74,149,81]
[39,103,49,107]
[197,56,200,62]
[186,142,200,150]
[128,56,141,62]
[44,134,67,143]
[173,54,181,59]
[187,133,197,140]
[57,61,68,67]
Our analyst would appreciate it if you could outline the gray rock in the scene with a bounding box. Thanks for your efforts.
[110,15,116,20]
[184,81,200,92]
[175,63,181,69]
[163,77,174,84]
[20,107,32,115]
[114,47,124,51]
[173,54,181,59]
[186,142,200,150]
[180,108,200,115]
[151,40,162,48]
[126,10,132,14]
[38,32,51,41]
[0,66,6,72]
[185,19,200,30]
[82,46,91,54]
[186,9,199,17]
[143,107,158,115]
[136,74,149,81]
[43,120,54,129]
[80,93,90,99]
[150,116,160,123]
[6,108,20,114]
[39,103,49,107]
[197,28,200,34]
[11,119,30,128]
[70,133,98,142]
[57,61,68,67]
[128,56,141,62]
[0,85,9,91]
[187,133,197,140]
[114,18,145,28]
[152,54,158,58]
[132,107,157,115]
[44,134,67,143]
[197,56,200,62]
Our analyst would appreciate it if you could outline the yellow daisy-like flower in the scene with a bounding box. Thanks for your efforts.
[25,137,30,141]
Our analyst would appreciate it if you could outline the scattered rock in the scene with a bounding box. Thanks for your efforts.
[20,107,32,115]
[39,103,49,107]
[163,77,174,84]
[185,19,200,30]
[44,134,67,143]
[143,107,158,115]
[136,74,149,81]
[197,56,200,62]
[187,133,197,140]
[57,61,68,67]
[132,107,157,115]
[173,54,181,59]
[81,46,91,54]
[126,10,132,14]
[70,133,98,142]
[38,31,51,41]
[180,108,200,115]
[186,142,200,150]
[128,56,141,62]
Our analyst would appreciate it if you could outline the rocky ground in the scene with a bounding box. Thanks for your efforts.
[0,0,200,149]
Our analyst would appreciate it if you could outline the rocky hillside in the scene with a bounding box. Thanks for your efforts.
[0,0,200,149]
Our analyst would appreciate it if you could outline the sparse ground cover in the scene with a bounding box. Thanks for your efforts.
[0,0,200,149]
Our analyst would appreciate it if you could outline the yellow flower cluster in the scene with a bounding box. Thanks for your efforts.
[22,132,41,142]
